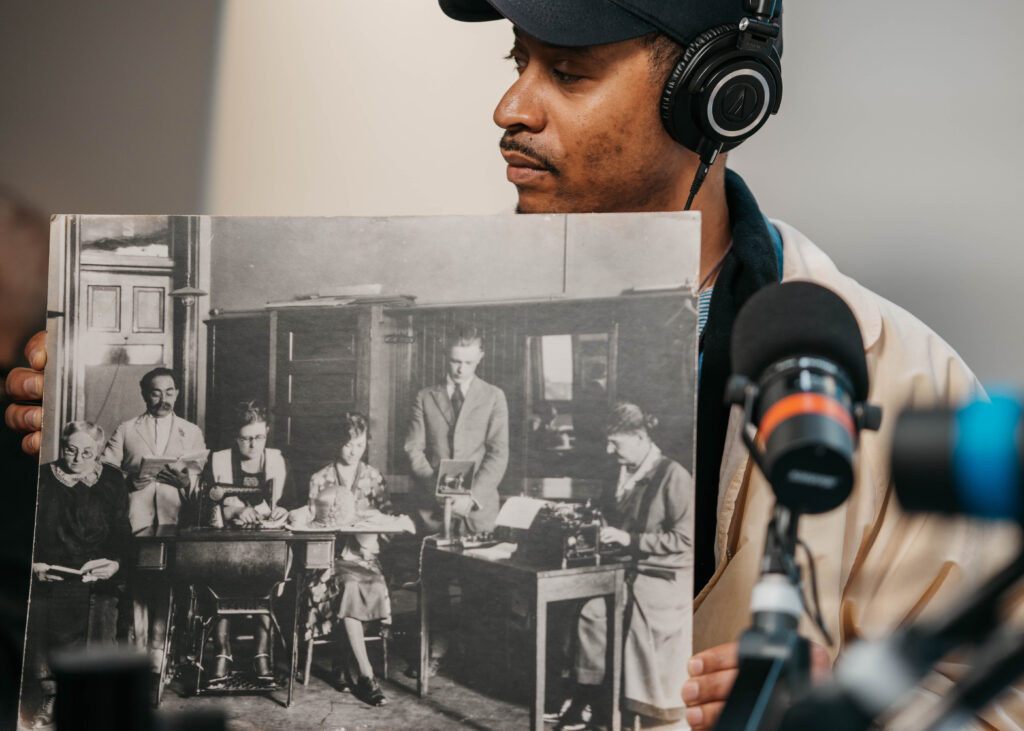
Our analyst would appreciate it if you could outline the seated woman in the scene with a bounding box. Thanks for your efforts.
[25,421,130,729]
[201,400,288,684]
[553,402,693,730]
[303,411,392,707]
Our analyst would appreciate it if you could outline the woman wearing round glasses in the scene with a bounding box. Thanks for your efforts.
[205,401,288,529]
[25,421,130,728]
[201,401,288,684]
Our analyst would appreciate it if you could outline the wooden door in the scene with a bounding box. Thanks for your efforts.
[78,269,174,442]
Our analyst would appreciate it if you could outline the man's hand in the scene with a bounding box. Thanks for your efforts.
[682,641,831,729]
[268,505,288,521]
[3,330,46,456]
[156,465,190,492]
[599,526,631,546]
[80,558,119,582]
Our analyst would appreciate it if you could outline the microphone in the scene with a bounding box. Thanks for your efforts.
[726,281,882,514]
[893,396,1024,521]
[717,283,882,731]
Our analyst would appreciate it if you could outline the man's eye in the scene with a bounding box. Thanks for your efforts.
[504,52,526,74]
[552,68,583,84]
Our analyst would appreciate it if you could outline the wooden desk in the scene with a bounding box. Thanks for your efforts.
[418,544,627,731]
[132,526,335,707]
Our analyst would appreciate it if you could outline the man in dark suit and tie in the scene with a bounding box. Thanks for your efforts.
[403,326,510,678]
[404,326,509,535]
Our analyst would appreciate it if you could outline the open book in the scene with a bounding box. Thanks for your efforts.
[138,451,208,479]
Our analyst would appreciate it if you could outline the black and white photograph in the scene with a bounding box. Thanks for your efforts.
[19,213,699,730]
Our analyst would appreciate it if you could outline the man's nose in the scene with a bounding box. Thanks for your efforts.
[494,72,545,133]
[606,442,615,455]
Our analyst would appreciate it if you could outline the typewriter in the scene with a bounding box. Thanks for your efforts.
[512,501,605,569]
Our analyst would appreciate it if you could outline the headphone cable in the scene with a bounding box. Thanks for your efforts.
[684,139,723,211]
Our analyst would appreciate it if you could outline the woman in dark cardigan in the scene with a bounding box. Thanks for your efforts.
[23,421,130,729]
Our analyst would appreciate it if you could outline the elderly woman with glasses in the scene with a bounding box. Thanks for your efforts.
[24,421,130,729]
[200,401,288,684]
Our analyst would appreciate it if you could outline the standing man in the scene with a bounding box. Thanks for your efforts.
[102,367,207,532]
[404,326,509,535]
[101,366,206,678]
[403,326,509,678]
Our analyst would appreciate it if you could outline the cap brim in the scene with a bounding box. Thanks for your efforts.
[439,0,656,47]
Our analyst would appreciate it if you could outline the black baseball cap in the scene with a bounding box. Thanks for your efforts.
[438,0,750,48]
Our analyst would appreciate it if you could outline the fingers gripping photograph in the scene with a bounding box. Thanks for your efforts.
[2,1,1024,731]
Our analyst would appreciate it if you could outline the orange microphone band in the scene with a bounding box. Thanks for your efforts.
[757,393,856,449]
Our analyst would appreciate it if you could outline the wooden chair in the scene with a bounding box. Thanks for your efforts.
[300,619,389,686]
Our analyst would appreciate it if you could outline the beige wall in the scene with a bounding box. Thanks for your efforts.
[207,213,699,312]
[0,0,220,213]
[205,0,514,216]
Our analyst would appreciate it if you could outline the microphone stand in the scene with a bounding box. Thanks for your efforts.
[921,629,1024,731]
[778,546,1024,730]
[715,504,812,731]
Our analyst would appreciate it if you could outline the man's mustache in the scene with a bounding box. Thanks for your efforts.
[500,134,559,176]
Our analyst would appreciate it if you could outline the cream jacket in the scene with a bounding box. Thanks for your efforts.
[693,220,1023,727]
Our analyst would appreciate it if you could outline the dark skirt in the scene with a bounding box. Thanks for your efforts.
[27,581,119,686]
[303,558,390,640]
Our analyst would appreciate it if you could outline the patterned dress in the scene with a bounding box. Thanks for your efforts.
[303,461,392,639]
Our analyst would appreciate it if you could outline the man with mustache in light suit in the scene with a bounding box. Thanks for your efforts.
[100,366,206,679]
[102,366,207,532]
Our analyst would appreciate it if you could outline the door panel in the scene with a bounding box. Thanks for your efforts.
[79,269,174,442]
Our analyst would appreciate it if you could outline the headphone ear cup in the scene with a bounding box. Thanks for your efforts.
[660,24,781,154]
[661,25,738,150]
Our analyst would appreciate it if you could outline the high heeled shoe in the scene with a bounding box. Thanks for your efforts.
[353,675,387,707]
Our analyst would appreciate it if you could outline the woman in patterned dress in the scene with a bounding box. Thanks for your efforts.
[304,411,391,707]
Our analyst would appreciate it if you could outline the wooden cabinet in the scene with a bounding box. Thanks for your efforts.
[207,306,378,507]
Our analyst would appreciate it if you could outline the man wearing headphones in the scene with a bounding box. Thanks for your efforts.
[5,0,1019,728]
[433,1,1015,729]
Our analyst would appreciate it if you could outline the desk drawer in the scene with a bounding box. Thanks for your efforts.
[136,542,168,571]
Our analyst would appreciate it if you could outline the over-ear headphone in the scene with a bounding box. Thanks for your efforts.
[660,0,783,162]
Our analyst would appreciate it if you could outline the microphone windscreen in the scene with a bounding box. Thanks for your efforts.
[731,281,869,400]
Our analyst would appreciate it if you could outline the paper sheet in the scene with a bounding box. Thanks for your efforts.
[495,496,548,530]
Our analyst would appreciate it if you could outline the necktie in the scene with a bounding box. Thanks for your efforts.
[451,385,464,419]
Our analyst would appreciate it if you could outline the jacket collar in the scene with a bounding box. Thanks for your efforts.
[431,378,485,426]
[774,219,883,350]
[132,412,184,456]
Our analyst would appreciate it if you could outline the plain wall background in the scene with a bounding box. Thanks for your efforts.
[207,213,699,311]
[1,0,1022,382]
